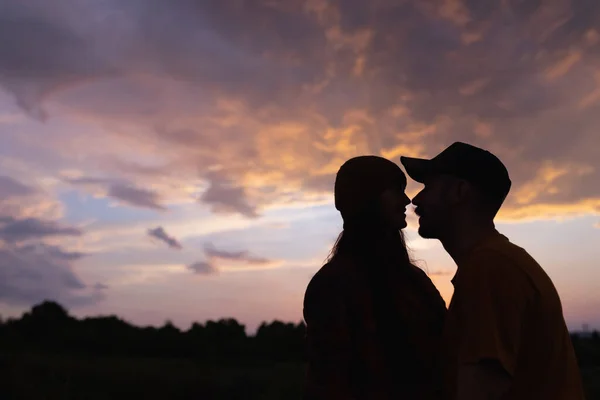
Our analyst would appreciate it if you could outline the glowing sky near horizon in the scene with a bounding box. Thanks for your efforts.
[0,0,599,332]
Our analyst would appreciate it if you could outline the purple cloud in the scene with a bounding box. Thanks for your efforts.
[187,242,273,275]
[147,226,182,250]
[0,217,82,242]
[187,261,218,275]
[65,177,167,211]
[200,174,258,218]
[93,283,109,290]
[1,0,599,221]
[0,242,105,307]
[204,243,271,265]
[108,184,166,211]
[0,176,36,198]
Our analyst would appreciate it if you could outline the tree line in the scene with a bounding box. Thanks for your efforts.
[0,301,305,365]
[1,300,599,368]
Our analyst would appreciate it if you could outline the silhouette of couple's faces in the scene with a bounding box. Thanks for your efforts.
[411,175,456,239]
[379,184,412,230]
[412,174,487,239]
[376,172,476,235]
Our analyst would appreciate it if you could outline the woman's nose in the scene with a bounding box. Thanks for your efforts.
[411,191,422,206]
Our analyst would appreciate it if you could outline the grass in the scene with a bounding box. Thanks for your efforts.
[2,352,305,400]
[2,353,599,399]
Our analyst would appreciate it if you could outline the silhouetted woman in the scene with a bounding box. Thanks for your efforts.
[303,156,447,400]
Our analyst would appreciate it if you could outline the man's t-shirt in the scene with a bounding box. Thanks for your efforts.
[441,231,585,400]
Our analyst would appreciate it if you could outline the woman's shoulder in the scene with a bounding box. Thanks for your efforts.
[308,256,352,284]
[305,256,358,297]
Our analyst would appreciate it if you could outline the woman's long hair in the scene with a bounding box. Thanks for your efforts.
[326,199,419,391]
[326,199,412,266]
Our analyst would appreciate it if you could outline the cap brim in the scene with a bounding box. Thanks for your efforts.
[400,156,436,184]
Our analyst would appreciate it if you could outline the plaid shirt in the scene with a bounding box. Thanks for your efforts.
[303,256,446,400]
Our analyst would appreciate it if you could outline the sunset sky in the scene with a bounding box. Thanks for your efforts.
[0,0,599,333]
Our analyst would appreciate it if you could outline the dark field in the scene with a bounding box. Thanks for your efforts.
[1,301,599,399]
[2,353,305,399]
[3,355,600,399]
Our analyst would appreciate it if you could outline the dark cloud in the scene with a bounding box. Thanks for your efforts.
[200,174,258,218]
[0,176,36,198]
[93,283,109,290]
[0,242,105,307]
[0,217,82,242]
[65,177,112,185]
[204,243,272,265]
[108,184,166,211]
[66,177,167,211]
[187,261,218,275]
[0,0,328,119]
[147,226,182,250]
[187,242,273,275]
[18,243,87,261]
[1,0,600,220]
[0,0,116,120]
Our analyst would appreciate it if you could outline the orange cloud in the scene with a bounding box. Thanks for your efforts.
[545,51,582,80]
[512,162,594,205]
[498,198,600,222]
[0,0,598,225]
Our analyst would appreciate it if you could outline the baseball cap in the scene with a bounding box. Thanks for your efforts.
[400,142,511,202]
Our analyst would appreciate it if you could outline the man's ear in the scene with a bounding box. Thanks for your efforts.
[454,179,473,204]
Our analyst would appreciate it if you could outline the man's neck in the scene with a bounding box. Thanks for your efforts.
[441,221,497,265]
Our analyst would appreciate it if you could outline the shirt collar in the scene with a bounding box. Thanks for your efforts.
[450,229,505,286]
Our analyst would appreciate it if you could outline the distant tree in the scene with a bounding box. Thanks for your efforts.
[255,321,305,362]
[571,333,580,342]
[2,301,309,365]
[204,319,248,363]
[188,322,204,334]
[161,320,180,333]
[30,300,71,322]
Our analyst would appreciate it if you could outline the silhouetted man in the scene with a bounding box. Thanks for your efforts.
[401,142,585,400]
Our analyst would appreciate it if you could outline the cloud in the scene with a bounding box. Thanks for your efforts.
[0,176,36,198]
[1,0,600,223]
[66,177,167,211]
[204,243,272,265]
[108,184,167,211]
[187,261,217,275]
[187,242,276,275]
[0,216,82,243]
[0,175,62,221]
[93,283,109,290]
[0,241,105,307]
[147,226,182,250]
[200,173,258,218]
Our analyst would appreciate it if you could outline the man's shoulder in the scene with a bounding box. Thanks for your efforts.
[458,242,520,288]
[462,234,549,295]
[470,233,540,270]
